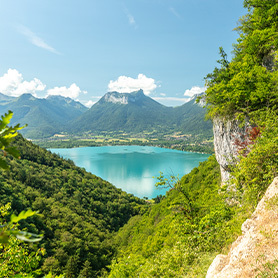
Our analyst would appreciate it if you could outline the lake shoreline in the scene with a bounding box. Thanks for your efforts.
[39,138,214,154]
[49,145,210,199]
[49,143,212,155]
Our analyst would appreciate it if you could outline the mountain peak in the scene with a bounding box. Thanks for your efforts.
[130,89,144,96]
[18,93,36,101]
[102,89,145,105]
[46,94,75,102]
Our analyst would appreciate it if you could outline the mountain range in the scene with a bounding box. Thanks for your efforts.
[0,90,212,138]
[0,93,87,138]
[69,89,212,135]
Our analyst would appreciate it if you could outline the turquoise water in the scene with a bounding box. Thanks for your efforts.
[50,146,210,199]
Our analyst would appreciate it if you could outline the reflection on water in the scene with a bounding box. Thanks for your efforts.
[50,146,209,199]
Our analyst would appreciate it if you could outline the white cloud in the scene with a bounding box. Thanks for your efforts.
[85,100,95,108]
[18,25,60,55]
[108,74,157,95]
[184,86,206,97]
[0,69,46,97]
[84,96,101,107]
[128,14,136,25]
[123,6,137,28]
[169,7,182,19]
[47,83,87,99]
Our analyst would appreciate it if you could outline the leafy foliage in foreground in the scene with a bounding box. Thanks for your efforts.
[107,156,247,277]
[0,135,145,277]
[204,0,278,120]
[0,110,25,170]
[0,203,44,278]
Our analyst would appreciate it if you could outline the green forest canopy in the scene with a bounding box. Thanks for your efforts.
[204,0,278,122]
[0,135,145,277]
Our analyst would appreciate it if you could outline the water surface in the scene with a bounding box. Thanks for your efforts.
[50,146,209,199]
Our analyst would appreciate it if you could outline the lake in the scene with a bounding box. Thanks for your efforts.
[50,146,210,199]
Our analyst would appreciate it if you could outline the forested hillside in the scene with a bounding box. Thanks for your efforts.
[69,90,212,137]
[106,0,278,276]
[0,93,87,139]
[1,0,278,277]
[0,135,145,277]
[0,90,212,140]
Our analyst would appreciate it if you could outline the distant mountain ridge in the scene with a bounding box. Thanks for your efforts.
[69,89,173,134]
[101,90,147,105]
[98,89,165,108]
[0,90,212,138]
[69,89,212,136]
[0,93,16,105]
[0,93,87,138]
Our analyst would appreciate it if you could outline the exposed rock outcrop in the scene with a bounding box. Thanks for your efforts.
[103,89,145,105]
[213,118,249,183]
[206,177,278,278]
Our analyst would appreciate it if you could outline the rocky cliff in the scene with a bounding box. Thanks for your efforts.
[103,89,145,105]
[206,177,278,278]
[213,118,249,183]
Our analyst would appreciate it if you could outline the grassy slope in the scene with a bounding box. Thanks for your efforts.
[106,155,247,277]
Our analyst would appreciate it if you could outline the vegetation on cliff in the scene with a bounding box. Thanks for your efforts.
[204,0,278,208]
[204,0,278,121]
[232,117,278,209]
[0,134,145,277]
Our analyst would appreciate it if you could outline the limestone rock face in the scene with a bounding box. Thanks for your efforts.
[104,92,129,104]
[103,89,145,105]
[213,118,249,183]
[206,177,278,278]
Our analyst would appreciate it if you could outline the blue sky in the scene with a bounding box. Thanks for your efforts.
[0,0,246,107]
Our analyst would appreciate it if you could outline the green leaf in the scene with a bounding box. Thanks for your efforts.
[10,209,38,224]
[0,110,13,131]
[0,137,9,148]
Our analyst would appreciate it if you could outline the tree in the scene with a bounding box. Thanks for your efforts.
[0,110,26,170]
[155,172,194,219]
[204,1,278,121]
[78,260,94,278]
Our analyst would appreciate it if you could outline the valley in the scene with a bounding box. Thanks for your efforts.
[1,0,278,277]
[0,89,214,153]
[35,130,214,154]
